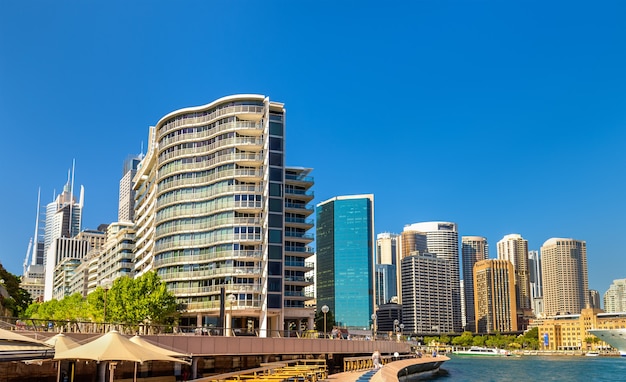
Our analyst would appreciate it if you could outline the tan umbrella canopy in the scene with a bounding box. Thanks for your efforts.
[54,330,188,364]
[45,333,81,353]
[0,327,54,362]
[54,330,189,382]
[129,335,189,358]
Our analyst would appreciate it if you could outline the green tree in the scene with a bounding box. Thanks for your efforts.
[452,331,474,347]
[0,264,32,317]
[314,308,335,335]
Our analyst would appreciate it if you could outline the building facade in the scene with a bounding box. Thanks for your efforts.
[461,236,488,332]
[541,238,589,317]
[401,253,454,334]
[528,250,543,316]
[473,259,518,333]
[604,279,626,313]
[133,95,315,336]
[375,264,397,307]
[316,194,374,329]
[402,222,462,333]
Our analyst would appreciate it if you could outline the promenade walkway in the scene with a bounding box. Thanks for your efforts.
[325,356,450,382]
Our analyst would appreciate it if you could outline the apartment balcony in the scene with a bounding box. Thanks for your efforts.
[284,246,315,256]
[284,188,314,202]
[159,266,262,282]
[284,275,314,286]
[284,261,314,272]
[284,217,314,230]
[284,232,314,243]
[285,173,314,185]
[154,250,262,267]
[283,290,315,299]
[285,203,314,214]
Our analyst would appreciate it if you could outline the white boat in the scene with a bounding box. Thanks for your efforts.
[585,351,600,357]
[588,329,626,356]
[453,346,510,357]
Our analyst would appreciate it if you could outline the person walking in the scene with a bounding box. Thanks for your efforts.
[372,350,382,369]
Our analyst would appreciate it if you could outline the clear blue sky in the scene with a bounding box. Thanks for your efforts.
[1,1,625,299]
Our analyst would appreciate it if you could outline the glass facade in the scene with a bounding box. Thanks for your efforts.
[316,195,374,328]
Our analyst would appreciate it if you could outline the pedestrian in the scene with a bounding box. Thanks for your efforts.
[372,350,382,369]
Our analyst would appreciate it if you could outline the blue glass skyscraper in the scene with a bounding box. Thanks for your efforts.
[316,194,374,329]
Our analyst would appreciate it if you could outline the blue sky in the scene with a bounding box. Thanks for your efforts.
[1,1,625,299]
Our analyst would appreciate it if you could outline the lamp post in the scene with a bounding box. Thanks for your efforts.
[101,278,111,330]
[321,305,329,338]
[399,323,404,340]
[228,294,237,336]
[371,313,377,341]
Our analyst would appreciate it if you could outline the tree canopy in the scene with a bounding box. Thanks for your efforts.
[0,263,32,316]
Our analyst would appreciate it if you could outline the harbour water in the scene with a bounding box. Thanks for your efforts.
[419,355,626,382]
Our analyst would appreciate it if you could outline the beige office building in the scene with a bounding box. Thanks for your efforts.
[541,238,589,317]
[474,259,517,333]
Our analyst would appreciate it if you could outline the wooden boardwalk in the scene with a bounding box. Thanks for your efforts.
[324,356,450,382]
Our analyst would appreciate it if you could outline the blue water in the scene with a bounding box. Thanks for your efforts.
[419,355,626,382]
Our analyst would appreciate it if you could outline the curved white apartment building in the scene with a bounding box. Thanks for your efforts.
[133,95,314,336]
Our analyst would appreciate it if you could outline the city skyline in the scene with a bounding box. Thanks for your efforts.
[1,2,625,300]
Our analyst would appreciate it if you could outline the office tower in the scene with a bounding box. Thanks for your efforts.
[397,230,427,304]
[316,194,374,328]
[528,250,542,304]
[461,236,488,332]
[474,259,518,333]
[604,279,626,313]
[43,168,84,301]
[133,95,314,337]
[375,264,397,307]
[541,238,589,316]
[376,233,399,265]
[118,155,142,223]
[401,253,454,334]
[403,222,462,333]
[376,233,399,304]
[497,234,531,311]
[588,289,600,309]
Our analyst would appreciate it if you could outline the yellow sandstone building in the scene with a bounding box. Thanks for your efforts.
[536,308,626,351]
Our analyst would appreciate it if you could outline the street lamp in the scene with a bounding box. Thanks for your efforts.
[101,278,111,328]
[394,319,399,333]
[371,313,377,341]
[228,294,237,336]
[321,305,329,338]
[399,323,404,339]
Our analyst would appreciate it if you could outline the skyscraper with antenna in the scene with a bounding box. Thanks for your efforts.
[42,161,84,300]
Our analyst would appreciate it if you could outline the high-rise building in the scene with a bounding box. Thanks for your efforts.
[473,259,517,333]
[497,234,531,314]
[604,279,626,313]
[461,236,488,332]
[316,194,374,328]
[375,264,397,307]
[528,250,543,311]
[401,253,454,334]
[376,233,399,304]
[43,169,84,301]
[132,95,314,337]
[397,230,427,303]
[541,238,589,317]
[588,289,600,309]
[118,155,142,223]
[402,222,462,333]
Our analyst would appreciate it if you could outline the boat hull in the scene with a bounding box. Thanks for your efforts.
[588,329,626,356]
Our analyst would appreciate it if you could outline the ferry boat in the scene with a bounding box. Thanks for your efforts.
[588,329,626,356]
[453,346,510,357]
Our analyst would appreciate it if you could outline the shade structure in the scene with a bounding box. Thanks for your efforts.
[129,336,189,359]
[45,333,81,353]
[0,327,54,362]
[54,330,188,365]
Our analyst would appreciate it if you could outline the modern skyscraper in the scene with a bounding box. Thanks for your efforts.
[402,222,462,333]
[118,155,142,223]
[376,233,399,304]
[528,250,543,317]
[43,168,84,301]
[461,236,488,332]
[604,279,626,313]
[401,252,454,334]
[375,264,397,306]
[316,194,374,328]
[132,95,315,337]
[541,238,589,317]
[473,259,517,333]
[496,234,531,311]
[397,230,427,303]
